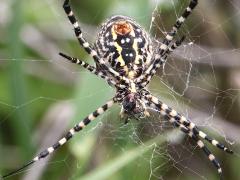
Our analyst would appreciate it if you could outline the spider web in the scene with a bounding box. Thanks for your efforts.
[0,0,239,180]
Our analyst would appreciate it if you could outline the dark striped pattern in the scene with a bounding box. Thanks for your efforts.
[59,52,124,88]
[144,92,233,154]
[63,0,131,88]
[191,134,223,175]
[136,1,199,87]
[59,52,130,89]
[144,96,226,175]
[34,100,114,160]
[162,0,198,47]
[137,36,185,88]
[63,0,99,63]
[2,100,115,179]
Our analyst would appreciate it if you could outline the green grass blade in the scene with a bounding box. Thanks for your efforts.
[7,0,33,158]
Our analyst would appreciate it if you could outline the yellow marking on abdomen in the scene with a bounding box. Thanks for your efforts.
[133,39,140,65]
[114,42,125,66]
[111,27,126,67]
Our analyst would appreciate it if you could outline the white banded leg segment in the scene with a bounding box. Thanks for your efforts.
[193,129,233,154]
[63,0,100,62]
[1,99,115,179]
[146,97,224,176]
[137,37,185,88]
[63,1,128,85]
[191,134,223,175]
[146,99,192,137]
[168,36,185,53]
[149,37,185,75]
[59,52,121,88]
[33,100,114,161]
[136,55,167,88]
[145,94,192,128]
[144,92,233,154]
[162,0,198,47]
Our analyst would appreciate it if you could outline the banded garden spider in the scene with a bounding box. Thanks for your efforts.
[2,0,233,179]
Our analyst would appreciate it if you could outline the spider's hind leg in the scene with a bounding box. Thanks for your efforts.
[145,97,224,176]
[143,91,233,154]
[142,92,233,176]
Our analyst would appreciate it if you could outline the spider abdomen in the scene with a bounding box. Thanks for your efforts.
[95,15,153,79]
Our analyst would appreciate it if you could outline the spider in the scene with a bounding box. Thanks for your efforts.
[2,0,233,179]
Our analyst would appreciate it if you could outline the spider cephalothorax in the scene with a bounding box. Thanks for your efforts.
[2,0,233,179]
[122,92,146,115]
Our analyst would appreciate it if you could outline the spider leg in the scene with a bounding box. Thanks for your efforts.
[63,0,99,63]
[144,97,224,175]
[62,0,131,86]
[136,0,198,87]
[147,37,185,80]
[137,36,185,87]
[166,36,186,55]
[141,0,198,85]
[142,90,233,154]
[161,0,198,47]
[174,120,223,175]
[59,52,128,89]
[2,99,116,179]
[139,0,198,86]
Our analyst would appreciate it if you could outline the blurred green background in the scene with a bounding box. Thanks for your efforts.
[0,0,240,180]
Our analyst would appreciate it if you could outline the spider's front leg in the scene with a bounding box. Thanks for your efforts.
[161,0,198,47]
[136,0,199,88]
[142,91,233,176]
[62,0,131,86]
[63,0,99,62]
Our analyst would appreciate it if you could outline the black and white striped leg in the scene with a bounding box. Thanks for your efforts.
[155,35,185,67]
[165,36,186,55]
[62,0,130,86]
[59,52,129,89]
[59,52,127,88]
[147,36,185,79]
[63,0,100,63]
[144,98,223,176]
[136,0,197,86]
[2,99,115,179]
[143,91,233,154]
[137,36,185,88]
[162,0,198,47]
[191,134,223,176]
[172,119,223,176]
